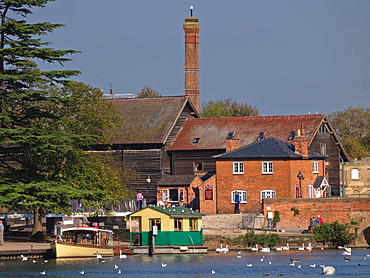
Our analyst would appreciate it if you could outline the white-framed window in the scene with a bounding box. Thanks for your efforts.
[351,169,359,180]
[231,190,247,204]
[262,161,273,174]
[260,190,276,200]
[162,189,184,202]
[312,161,319,173]
[308,184,313,198]
[233,162,244,174]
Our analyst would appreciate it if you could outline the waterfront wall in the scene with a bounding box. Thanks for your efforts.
[263,198,370,246]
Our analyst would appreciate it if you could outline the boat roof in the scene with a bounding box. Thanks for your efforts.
[61,227,113,233]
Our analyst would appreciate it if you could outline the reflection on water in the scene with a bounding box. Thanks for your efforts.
[0,249,369,277]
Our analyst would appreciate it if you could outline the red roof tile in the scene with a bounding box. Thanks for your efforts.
[168,114,325,150]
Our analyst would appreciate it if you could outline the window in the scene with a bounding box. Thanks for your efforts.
[193,162,203,172]
[162,189,184,202]
[318,124,328,133]
[312,161,319,173]
[262,161,273,174]
[231,190,247,204]
[308,184,313,198]
[260,190,276,200]
[351,169,359,180]
[150,219,161,231]
[233,162,244,174]
[174,219,182,231]
[189,218,198,231]
[320,143,326,155]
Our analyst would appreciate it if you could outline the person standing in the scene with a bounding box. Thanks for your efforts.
[0,221,4,245]
[136,191,144,210]
[234,192,240,214]
[317,215,323,225]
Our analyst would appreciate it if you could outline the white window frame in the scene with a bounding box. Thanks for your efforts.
[233,162,244,174]
[260,190,276,200]
[351,169,359,180]
[262,161,273,174]
[312,161,319,174]
[231,190,247,204]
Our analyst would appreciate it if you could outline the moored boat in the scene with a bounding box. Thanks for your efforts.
[52,226,114,258]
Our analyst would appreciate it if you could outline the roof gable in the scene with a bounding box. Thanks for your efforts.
[110,96,198,144]
[168,114,325,151]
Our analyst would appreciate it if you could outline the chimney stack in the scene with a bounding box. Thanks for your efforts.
[294,124,309,158]
[183,10,200,112]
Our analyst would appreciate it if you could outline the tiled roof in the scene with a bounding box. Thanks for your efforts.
[156,175,197,187]
[109,96,197,144]
[214,137,326,159]
[168,114,325,151]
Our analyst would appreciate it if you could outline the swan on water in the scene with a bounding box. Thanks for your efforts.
[282,243,289,251]
[306,243,312,251]
[251,244,259,251]
[221,245,229,253]
[322,265,336,275]
[216,244,223,253]
[298,243,305,251]
[119,250,127,259]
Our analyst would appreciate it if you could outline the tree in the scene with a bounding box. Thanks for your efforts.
[200,99,259,117]
[328,106,370,159]
[136,85,162,98]
[0,2,126,234]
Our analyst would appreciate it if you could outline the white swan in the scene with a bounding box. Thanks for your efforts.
[20,255,28,261]
[306,243,312,251]
[322,265,336,275]
[221,245,229,253]
[275,246,282,251]
[298,243,305,251]
[119,250,127,259]
[260,247,271,252]
[251,244,259,251]
[216,244,223,253]
[341,247,352,256]
[162,263,167,267]
[282,243,289,251]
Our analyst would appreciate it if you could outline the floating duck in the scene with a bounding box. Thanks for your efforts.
[162,263,167,267]
[246,264,253,267]
[40,271,46,275]
[211,270,216,274]
[79,270,85,275]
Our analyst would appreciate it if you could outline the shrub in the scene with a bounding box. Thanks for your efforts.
[313,221,356,247]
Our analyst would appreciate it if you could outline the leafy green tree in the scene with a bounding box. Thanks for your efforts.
[0,2,127,234]
[136,85,162,98]
[313,221,356,247]
[328,106,370,159]
[200,99,259,118]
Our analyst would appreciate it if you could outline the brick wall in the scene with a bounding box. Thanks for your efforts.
[263,198,370,245]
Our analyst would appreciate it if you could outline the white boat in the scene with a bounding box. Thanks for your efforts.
[52,226,114,258]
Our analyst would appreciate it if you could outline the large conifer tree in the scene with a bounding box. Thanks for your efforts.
[0,1,110,234]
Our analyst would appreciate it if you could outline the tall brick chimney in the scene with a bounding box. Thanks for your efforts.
[183,11,200,112]
[294,124,309,158]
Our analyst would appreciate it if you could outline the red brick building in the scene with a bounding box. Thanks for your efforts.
[214,133,327,214]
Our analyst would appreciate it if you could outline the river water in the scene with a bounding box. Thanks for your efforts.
[0,248,369,277]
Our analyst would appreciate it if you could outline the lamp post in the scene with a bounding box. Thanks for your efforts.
[146,175,151,203]
[297,171,304,198]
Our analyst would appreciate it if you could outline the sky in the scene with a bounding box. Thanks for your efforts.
[28,0,370,116]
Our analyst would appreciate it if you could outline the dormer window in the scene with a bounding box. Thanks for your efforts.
[257,131,266,141]
[288,131,296,141]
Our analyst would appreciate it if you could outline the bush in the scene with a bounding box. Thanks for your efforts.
[313,221,356,247]
[238,230,281,247]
